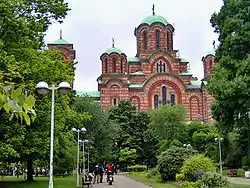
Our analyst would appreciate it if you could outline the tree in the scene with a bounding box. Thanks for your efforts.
[157,146,197,181]
[208,0,250,132]
[149,105,186,142]
[73,96,120,163]
[119,148,137,168]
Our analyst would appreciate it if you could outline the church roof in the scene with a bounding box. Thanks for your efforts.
[105,47,122,54]
[127,57,140,63]
[206,49,215,56]
[141,15,168,26]
[76,91,100,98]
[51,38,70,45]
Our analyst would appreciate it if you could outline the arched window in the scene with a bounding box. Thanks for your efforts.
[112,58,116,72]
[105,58,108,73]
[155,30,160,49]
[209,59,213,68]
[143,31,147,50]
[162,86,167,105]
[171,94,175,106]
[156,60,166,73]
[113,98,118,106]
[121,58,123,73]
[154,94,159,109]
[167,31,170,50]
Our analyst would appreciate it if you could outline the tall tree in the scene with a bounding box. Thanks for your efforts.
[208,0,250,158]
[149,105,186,142]
[208,0,250,131]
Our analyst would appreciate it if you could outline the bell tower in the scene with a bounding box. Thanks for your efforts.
[47,30,76,63]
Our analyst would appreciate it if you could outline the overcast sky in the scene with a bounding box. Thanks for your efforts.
[44,0,223,91]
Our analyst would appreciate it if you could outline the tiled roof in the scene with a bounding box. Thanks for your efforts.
[178,72,193,76]
[131,71,144,75]
[127,57,140,63]
[129,84,143,89]
[76,91,100,98]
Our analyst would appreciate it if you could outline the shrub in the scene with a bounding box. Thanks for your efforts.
[198,171,229,187]
[157,146,197,181]
[176,173,185,181]
[237,168,245,177]
[181,154,215,181]
[127,165,147,172]
[178,181,199,188]
[193,170,205,181]
[146,167,160,178]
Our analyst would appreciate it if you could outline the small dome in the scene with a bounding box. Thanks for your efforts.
[141,15,168,26]
[52,39,70,45]
[105,47,122,55]
[206,49,215,56]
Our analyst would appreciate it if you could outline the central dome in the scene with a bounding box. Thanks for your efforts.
[141,15,168,25]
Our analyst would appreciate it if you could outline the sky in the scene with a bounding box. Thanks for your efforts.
[44,0,223,92]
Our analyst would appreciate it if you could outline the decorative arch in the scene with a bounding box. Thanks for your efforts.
[130,96,140,111]
[147,80,183,108]
[189,96,200,120]
[151,56,173,72]
[104,79,123,88]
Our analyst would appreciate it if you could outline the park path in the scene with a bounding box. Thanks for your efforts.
[92,175,151,188]
[227,177,250,185]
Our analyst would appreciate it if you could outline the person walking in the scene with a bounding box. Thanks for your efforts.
[99,165,104,183]
[93,165,100,184]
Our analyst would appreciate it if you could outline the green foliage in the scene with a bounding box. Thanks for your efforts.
[197,172,229,188]
[149,105,186,142]
[242,156,250,170]
[181,154,215,181]
[157,146,197,181]
[119,147,137,167]
[127,165,147,172]
[146,167,160,178]
[0,86,36,125]
[237,169,245,177]
[208,0,250,133]
[109,100,157,166]
[176,173,185,181]
[178,181,198,188]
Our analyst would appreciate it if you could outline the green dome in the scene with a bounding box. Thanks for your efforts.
[105,47,122,54]
[206,49,216,56]
[141,15,168,25]
[52,39,70,45]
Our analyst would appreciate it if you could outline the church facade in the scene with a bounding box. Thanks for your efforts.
[48,11,216,123]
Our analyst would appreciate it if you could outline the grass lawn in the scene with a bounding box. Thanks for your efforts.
[127,172,250,188]
[0,176,76,188]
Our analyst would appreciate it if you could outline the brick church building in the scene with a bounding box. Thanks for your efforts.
[48,9,216,123]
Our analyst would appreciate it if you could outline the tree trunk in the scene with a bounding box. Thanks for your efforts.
[26,156,34,181]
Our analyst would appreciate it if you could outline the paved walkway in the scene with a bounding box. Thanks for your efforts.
[92,175,151,188]
[227,177,250,185]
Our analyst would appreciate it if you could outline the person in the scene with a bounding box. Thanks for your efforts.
[106,163,113,182]
[93,165,100,184]
[98,165,104,183]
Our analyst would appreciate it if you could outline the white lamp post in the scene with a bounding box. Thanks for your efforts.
[215,137,224,174]
[35,81,71,188]
[79,139,89,183]
[72,128,87,188]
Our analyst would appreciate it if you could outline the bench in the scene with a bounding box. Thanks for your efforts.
[227,169,237,177]
[82,176,92,188]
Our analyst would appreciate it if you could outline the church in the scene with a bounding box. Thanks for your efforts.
[48,7,216,123]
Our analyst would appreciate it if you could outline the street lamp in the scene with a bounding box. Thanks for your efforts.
[215,137,224,174]
[183,144,192,148]
[87,146,93,172]
[35,81,71,188]
[72,128,87,188]
[79,139,89,183]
